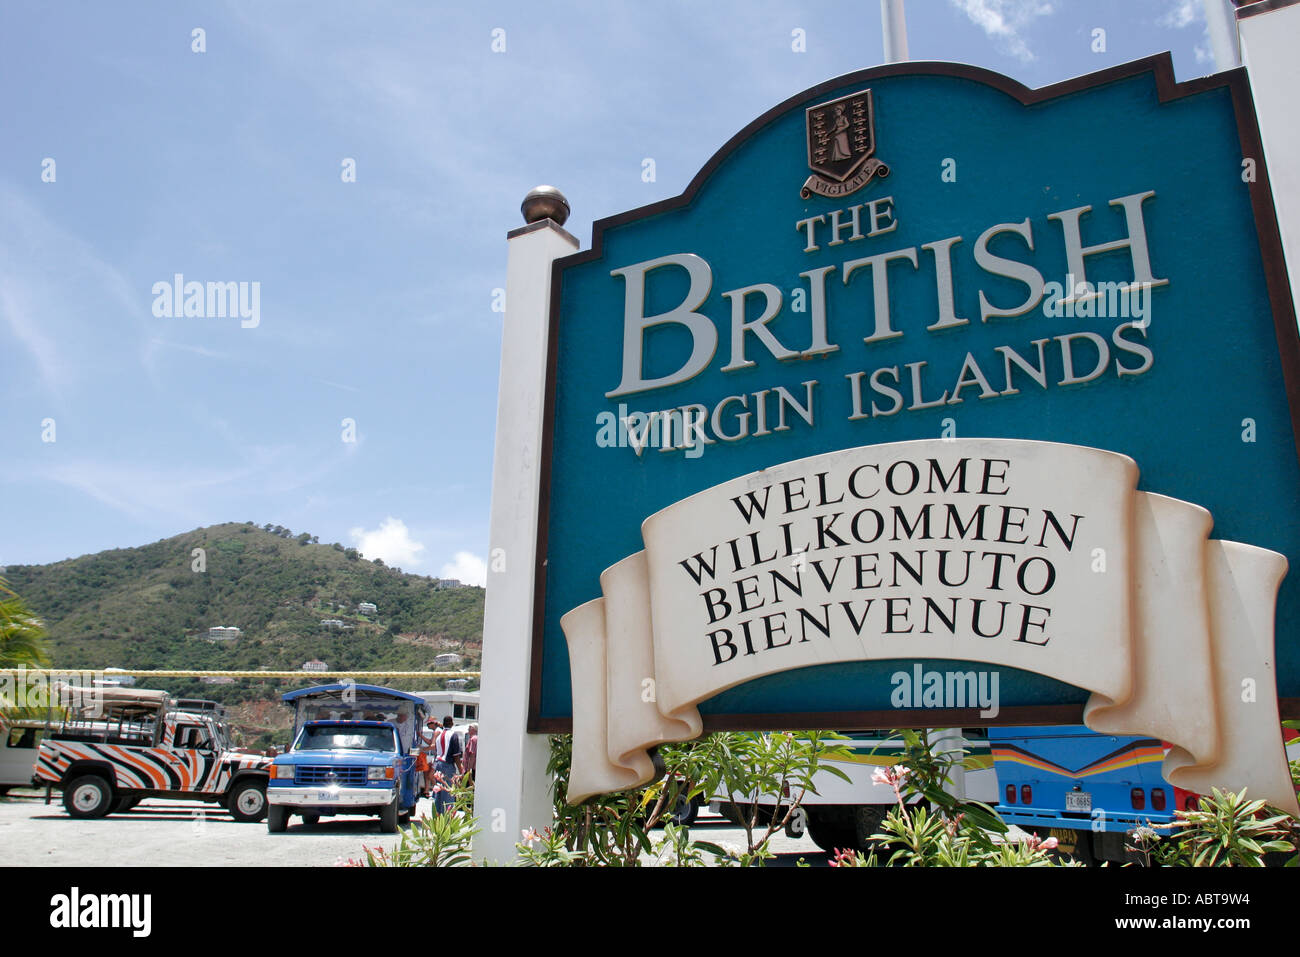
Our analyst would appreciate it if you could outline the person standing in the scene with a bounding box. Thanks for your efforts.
[418,717,439,798]
[432,716,462,815]
[462,723,478,787]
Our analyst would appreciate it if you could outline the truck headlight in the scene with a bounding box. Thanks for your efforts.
[367,765,395,781]
[271,765,295,780]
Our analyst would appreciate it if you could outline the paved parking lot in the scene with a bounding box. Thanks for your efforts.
[0,789,829,866]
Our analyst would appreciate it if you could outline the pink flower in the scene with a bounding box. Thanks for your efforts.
[871,764,910,804]
[520,827,541,847]
[871,765,908,787]
[1025,833,1059,853]
[829,847,865,868]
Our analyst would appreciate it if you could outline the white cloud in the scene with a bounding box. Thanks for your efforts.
[440,551,487,587]
[349,517,426,568]
[949,0,1055,63]
[1160,0,1201,29]
[1158,0,1218,68]
[0,181,141,397]
[33,443,331,526]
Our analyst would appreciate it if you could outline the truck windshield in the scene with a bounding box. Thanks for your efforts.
[296,726,395,752]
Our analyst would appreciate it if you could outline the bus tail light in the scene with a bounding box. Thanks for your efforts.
[1130,787,1145,810]
[1020,785,1032,804]
[1005,785,1016,804]
[1151,788,1167,811]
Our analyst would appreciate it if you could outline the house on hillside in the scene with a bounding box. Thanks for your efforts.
[302,659,328,672]
[320,619,345,630]
[358,601,377,616]
[207,625,242,641]
[434,579,463,590]
[95,673,136,688]
[433,653,462,668]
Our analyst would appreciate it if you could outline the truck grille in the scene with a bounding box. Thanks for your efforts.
[294,766,368,786]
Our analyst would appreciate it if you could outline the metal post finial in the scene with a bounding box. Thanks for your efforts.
[521,186,570,226]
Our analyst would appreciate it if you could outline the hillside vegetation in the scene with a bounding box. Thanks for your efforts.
[3,522,484,695]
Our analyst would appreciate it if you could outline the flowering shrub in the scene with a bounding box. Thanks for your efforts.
[516,730,851,866]
[358,779,480,867]
[847,740,1068,868]
[353,724,1300,867]
[1131,788,1295,867]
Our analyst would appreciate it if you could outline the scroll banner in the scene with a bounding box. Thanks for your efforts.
[561,439,1298,813]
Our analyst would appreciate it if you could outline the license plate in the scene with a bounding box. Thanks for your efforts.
[315,791,339,801]
[1065,790,1091,812]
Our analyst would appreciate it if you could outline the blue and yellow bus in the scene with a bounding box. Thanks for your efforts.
[990,725,1200,863]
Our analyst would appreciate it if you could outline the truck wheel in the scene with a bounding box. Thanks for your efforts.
[668,792,699,826]
[63,775,113,819]
[1072,832,1098,866]
[379,796,399,833]
[267,805,289,833]
[0,786,11,797]
[806,808,856,854]
[227,780,268,823]
[806,805,890,854]
[111,794,139,813]
[300,812,320,827]
[852,805,889,846]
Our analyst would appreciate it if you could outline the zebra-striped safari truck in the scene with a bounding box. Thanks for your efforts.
[34,687,271,821]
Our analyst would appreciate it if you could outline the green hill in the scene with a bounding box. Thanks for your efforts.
[3,522,484,691]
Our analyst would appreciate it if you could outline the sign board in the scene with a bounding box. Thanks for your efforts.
[529,56,1300,799]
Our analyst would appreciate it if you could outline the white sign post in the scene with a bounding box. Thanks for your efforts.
[1238,1,1300,320]
[472,189,578,863]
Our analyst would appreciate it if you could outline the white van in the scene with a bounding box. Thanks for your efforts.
[0,718,47,795]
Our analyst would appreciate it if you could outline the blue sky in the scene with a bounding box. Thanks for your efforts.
[0,0,1221,583]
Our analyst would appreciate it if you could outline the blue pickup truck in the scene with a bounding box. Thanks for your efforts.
[267,683,427,833]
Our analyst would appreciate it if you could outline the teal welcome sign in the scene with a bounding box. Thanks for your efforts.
[531,55,1300,732]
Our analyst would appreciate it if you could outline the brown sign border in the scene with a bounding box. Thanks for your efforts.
[527,53,1300,733]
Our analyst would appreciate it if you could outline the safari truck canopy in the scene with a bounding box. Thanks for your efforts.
[281,684,427,752]
[60,686,171,719]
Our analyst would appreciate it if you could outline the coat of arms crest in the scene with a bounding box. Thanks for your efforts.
[802,89,890,199]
